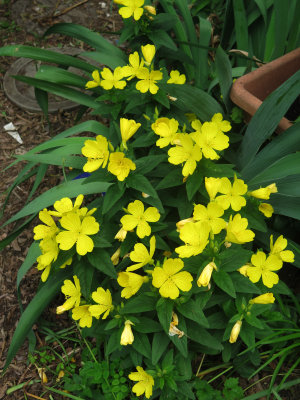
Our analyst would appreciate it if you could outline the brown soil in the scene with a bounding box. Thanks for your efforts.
[0,1,122,398]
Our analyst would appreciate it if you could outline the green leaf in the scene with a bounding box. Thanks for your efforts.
[1,179,111,228]
[155,168,183,190]
[151,13,178,31]
[169,316,188,357]
[187,322,223,351]
[232,0,248,51]
[240,324,255,348]
[102,183,125,214]
[156,297,173,334]
[74,261,94,299]
[149,30,178,51]
[231,273,261,294]
[238,70,300,169]
[120,293,157,314]
[270,194,300,220]
[87,249,117,278]
[133,317,162,333]
[213,270,236,297]
[186,170,203,201]
[80,51,126,69]
[218,248,252,272]
[135,155,166,175]
[105,330,121,356]
[0,45,95,72]
[132,332,152,359]
[126,173,159,199]
[13,76,99,109]
[177,300,209,327]
[152,332,170,364]
[34,87,48,118]
[3,268,72,371]
[160,83,224,121]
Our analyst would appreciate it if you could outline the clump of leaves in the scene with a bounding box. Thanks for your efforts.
[194,377,243,400]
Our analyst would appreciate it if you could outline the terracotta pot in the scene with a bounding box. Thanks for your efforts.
[230,48,300,133]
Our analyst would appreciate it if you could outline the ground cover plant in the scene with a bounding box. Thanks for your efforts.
[1,0,300,399]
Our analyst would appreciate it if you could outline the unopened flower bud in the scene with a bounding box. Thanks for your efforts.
[111,247,121,265]
[249,293,275,305]
[197,262,217,287]
[115,227,127,242]
[229,320,242,343]
[120,320,134,345]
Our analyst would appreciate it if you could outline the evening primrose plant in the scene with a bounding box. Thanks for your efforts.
[3,109,296,399]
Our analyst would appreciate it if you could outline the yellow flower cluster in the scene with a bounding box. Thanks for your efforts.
[85,43,186,95]
[33,195,99,281]
[56,275,113,328]
[151,114,231,177]
[239,235,294,288]
[81,118,138,181]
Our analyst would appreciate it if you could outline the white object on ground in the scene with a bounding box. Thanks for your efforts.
[4,122,23,144]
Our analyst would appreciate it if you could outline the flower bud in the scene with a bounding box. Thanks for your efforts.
[111,247,121,265]
[229,320,242,343]
[238,265,249,277]
[115,227,127,242]
[176,217,194,231]
[259,203,274,218]
[120,320,134,345]
[144,5,156,15]
[197,262,217,287]
[249,293,275,305]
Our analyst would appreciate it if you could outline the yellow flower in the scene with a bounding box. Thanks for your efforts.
[270,235,294,263]
[127,235,155,272]
[36,237,59,281]
[259,203,274,218]
[211,113,231,133]
[129,366,154,399]
[197,262,217,287]
[85,70,101,89]
[175,221,210,258]
[152,258,193,299]
[49,195,85,218]
[117,0,144,20]
[89,287,113,319]
[33,209,59,241]
[122,51,144,80]
[249,183,277,200]
[246,251,282,288]
[81,135,110,172]
[118,271,148,298]
[193,202,226,234]
[101,67,126,90]
[141,44,156,65]
[167,70,186,84]
[56,276,81,314]
[107,152,136,181]
[205,177,222,201]
[229,320,242,343]
[249,293,275,304]
[121,200,160,238]
[191,122,229,160]
[56,213,99,256]
[168,134,202,177]
[72,305,93,328]
[151,117,180,148]
[120,320,134,345]
[120,118,141,149]
[225,214,255,244]
[216,176,247,211]
[136,68,163,94]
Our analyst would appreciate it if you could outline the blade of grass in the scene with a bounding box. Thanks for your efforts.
[272,0,289,59]
[232,0,249,51]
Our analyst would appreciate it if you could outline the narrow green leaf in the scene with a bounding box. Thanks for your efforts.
[270,194,300,220]
[238,70,300,169]
[241,122,300,182]
[177,300,209,327]
[218,248,252,272]
[215,46,233,112]
[149,30,178,51]
[3,268,72,371]
[44,23,126,60]
[272,0,289,59]
[0,45,94,72]
[232,0,248,51]
[126,174,158,199]
[155,168,183,190]
[231,273,261,294]
[120,293,157,314]
[132,333,152,359]
[17,242,41,289]
[102,183,125,214]
[35,65,87,88]
[186,171,202,201]
[34,88,48,118]
[13,76,99,109]
[79,51,126,69]
[2,180,111,228]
